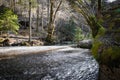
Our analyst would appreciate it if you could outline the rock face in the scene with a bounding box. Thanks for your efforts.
[95,32,120,80]
[99,65,120,80]
[92,1,120,80]
[0,47,99,80]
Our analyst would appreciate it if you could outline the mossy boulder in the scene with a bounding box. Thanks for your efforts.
[92,40,120,66]
[92,31,120,80]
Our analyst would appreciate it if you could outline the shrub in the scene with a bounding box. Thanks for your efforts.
[0,5,19,34]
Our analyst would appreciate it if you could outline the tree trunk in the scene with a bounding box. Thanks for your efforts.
[92,0,102,38]
[41,3,44,31]
[97,0,102,18]
[9,0,15,12]
[29,0,32,42]
[47,0,50,25]
[0,0,3,6]
[36,4,39,32]
[46,0,54,43]
[46,0,62,43]
[13,0,15,12]
[10,0,13,11]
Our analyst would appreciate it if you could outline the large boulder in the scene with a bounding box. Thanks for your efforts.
[77,39,93,49]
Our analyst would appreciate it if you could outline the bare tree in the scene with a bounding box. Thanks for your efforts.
[67,0,103,38]
[46,0,62,43]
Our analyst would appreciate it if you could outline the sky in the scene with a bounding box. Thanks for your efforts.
[107,0,116,2]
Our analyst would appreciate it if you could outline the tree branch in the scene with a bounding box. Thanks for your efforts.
[53,0,62,22]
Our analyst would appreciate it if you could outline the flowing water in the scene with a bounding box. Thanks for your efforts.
[0,47,99,80]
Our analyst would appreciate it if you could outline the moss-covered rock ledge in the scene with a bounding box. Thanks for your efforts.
[92,29,120,80]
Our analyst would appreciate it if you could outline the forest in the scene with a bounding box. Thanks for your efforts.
[0,0,120,80]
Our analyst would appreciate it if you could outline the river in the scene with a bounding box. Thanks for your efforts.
[0,46,99,80]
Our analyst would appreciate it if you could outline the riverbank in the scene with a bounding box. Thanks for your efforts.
[0,46,70,59]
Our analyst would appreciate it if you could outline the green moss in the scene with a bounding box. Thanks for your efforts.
[92,26,120,66]
[0,38,4,43]
[92,40,120,66]
[102,46,120,64]
[95,27,106,39]
[92,27,106,61]
[92,40,103,60]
